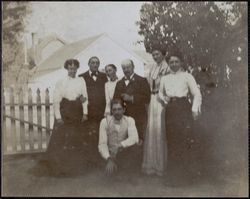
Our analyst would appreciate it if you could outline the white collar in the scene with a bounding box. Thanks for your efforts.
[170,68,182,74]
[67,75,76,80]
[107,76,118,82]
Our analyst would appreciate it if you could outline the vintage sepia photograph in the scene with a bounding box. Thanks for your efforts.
[1,1,248,197]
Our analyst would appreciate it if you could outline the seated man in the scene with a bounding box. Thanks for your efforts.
[98,98,139,175]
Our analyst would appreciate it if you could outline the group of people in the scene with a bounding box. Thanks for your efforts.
[33,47,202,185]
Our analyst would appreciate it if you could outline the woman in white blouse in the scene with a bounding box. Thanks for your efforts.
[159,51,202,185]
[104,64,118,116]
[40,59,89,176]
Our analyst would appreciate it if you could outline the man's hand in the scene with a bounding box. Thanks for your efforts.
[137,139,143,146]
[117,142,124,152]
[81,114,88,122]
[79,95,87,103]
[192,111,199,121]
[121,93,133,103]
[105,158,117,175]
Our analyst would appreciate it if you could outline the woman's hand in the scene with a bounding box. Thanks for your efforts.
[82,114,88,122]
[79,95,87,103]
[117,142,124,152]
[192,111,199,120]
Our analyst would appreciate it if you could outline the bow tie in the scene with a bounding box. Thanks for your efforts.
[91,72,98,77]
[124,76,130,81]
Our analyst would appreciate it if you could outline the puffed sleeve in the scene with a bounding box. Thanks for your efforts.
[186,73,202,114]
[53,79,63,120]
[80,78,88,115]
[159,76,169,105]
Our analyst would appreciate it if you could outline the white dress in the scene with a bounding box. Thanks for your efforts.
[142,59,170,176]
[104,79,118,116]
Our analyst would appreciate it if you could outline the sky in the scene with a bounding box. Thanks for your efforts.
[25,1,146,50]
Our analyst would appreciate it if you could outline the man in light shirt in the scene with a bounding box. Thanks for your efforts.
[98,98,139,175]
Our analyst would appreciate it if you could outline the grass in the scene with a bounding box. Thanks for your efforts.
[2,86,248,197]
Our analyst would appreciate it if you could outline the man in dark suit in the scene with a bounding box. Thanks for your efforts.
[79,56,107,167]
[79,56,108,125]
[113,59,150,143]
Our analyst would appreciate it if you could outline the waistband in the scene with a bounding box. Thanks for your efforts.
[61,97,81,103]
[169,97,188,103]
[151,91,159,95]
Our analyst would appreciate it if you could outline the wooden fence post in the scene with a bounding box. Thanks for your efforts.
[36,88,42,150]
[3,90,7,152]
[28,88,34,150]
[10,87,17,152]
[45,88,51,146]
[19,89,25,151]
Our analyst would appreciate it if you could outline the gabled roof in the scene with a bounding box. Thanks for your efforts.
[36,34,67,50]
[32,34,104,79]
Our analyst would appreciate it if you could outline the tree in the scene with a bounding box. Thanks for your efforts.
[2,1,31,86]
[137,2,247,91]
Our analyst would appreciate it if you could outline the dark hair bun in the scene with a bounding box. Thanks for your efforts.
[64,59,80,69]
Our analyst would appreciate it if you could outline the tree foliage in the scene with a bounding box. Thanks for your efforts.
[2,1,31,76]
[137,2,247,90]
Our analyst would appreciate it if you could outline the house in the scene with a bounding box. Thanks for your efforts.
[28,33,148,92]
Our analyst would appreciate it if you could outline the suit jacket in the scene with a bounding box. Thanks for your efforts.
[113,74,150,138]
[79,71,108,121]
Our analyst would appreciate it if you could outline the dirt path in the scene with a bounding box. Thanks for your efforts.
[2,154,247,197]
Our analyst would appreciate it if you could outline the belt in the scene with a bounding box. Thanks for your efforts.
[169,97,187,102]
[151,91,159,95]
[62,97,81,102]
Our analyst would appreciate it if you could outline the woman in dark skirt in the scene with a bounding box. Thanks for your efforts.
[32,59,89,177]
[159,51,202,185]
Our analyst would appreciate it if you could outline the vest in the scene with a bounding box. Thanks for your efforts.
[106,116,129,157]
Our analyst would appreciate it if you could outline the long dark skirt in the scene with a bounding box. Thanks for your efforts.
[165,97,201,184]
[35,98,89,176]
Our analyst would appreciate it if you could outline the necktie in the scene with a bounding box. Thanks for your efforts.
[124,76,130,81]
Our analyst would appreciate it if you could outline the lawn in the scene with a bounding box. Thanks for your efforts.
[2,86,248,197]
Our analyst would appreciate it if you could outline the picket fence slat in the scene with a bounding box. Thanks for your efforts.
[19,89,25,151]
[37,89,43,150]
[28,88,34,150]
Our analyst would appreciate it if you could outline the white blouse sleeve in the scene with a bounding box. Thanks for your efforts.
[80,78,88,115]
[186,73,202,113]
[53,79,63,120]
[98,118,110,160]
[158,76,169,105]
[121,117,139,147]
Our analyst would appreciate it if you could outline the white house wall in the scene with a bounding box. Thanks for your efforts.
[75,36,146,78]
[29,68,67,93]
